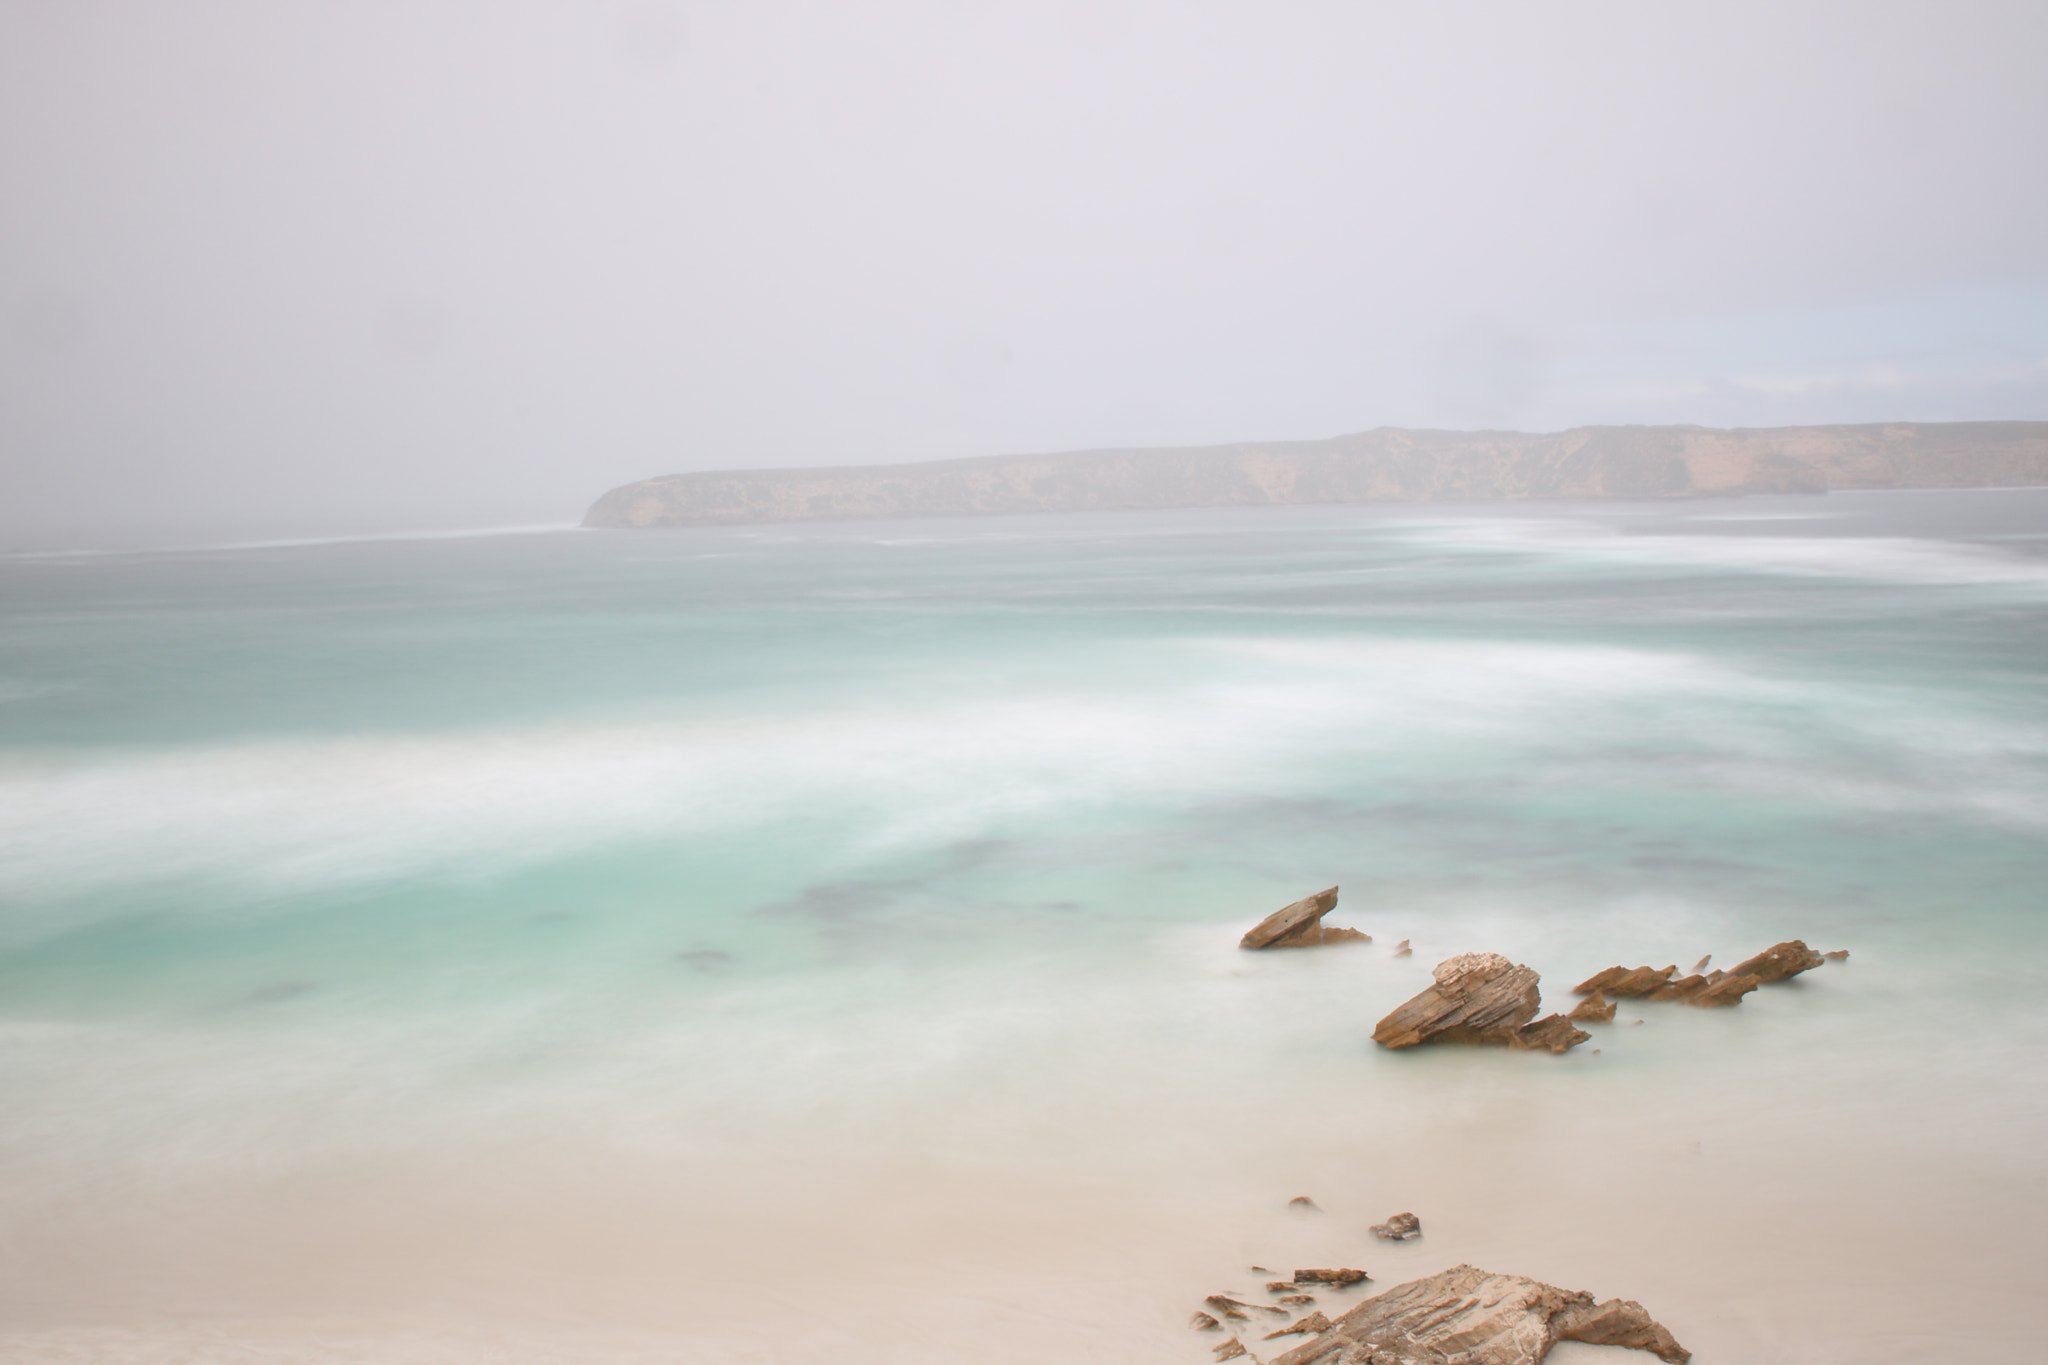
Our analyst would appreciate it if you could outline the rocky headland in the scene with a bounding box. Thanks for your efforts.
[585,421,2048,529]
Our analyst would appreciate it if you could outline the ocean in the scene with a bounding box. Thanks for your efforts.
[3,490,2046,1363]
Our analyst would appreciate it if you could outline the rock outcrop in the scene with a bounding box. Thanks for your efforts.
[1266,1264,1690,1365]
[1292,1269,1370,1286]
[1568,990,1616,1023]
[1730,940,1824,983]
[1572,965,1676,998]
[584,422,2048,530]
[1373,954,1541,1049]
[1267,1312,1335,1339]
[1510,1013,1591,1054]
[1241,888,1369,949]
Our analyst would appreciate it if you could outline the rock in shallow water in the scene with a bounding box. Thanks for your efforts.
[1509,1013,1591,1054]
[1267,1264,1690,1365]
[1568,990,1616,1023]
[1369,1212,1421,1240]
[1572,964,1676,998]
[1240,887,1370,949]
[1730,939,1824,983]
[1372,953,1541,1049]
[1688,972,1761,1007]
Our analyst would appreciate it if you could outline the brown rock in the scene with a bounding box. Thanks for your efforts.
[1192,1312,1223,1331]
[1691,955,1711,973]
[1268,1281,1301,1294]
[1267,1264,1690,1365]
[1242,887,1367,949]
[1288,1196,1321,1212]
[1292,1268,1369,1285]
[1369,1212,1421,1240]
[1568,991,1616,1023]
[1823,949,1849,961]
[1393,938,1412,957]
[1689,972,1761,1007]
[1214,1339,1247,1360]
[1511,1013,1591,1054]
[1372,953,1541,1049]
[1207,1295,1253,1319]
[1266,1312,1334,1339]
[1729,940,1824,983]
[1650,974,1710,1002]
[1277,1294,1316,1307]
[1572,965,1677,998]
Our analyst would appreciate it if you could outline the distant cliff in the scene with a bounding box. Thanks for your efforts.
[583,421,2048,529]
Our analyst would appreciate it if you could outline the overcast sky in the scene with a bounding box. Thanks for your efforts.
[4,0,2046,546]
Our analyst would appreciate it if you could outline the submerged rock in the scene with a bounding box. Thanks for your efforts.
[1206,1295,1253,1320]
[1373,953,1541,1049]
[1293,1268,1370,1286]
[1241,887,1369,949]
[1214,1338,1247,1360]
[1277,1294,1317,1307]
[1267,1264,1690,1365]
[1369,1212,1421,1240]
[1572,965,1676,998]
[1510,1013,1591,1054]
[1824,949,1849,961]
[1688,973,1761,1007]
[1731,940,1824,983]
[1192,1312,1222,1331]
[1568,990,1616,1023]
[1288,1196,1321,1212]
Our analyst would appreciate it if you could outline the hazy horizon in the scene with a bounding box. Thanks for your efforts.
[5,1,2047,548]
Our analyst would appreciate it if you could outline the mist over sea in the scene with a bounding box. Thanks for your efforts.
[3,490,2047,1363]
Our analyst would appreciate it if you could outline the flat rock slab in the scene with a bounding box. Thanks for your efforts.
[1373,954,1541,1049]
[1269,1264,1690,1365]
[1241,887,1368,949]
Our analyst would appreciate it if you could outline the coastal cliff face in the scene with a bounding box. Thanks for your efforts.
[583,421,2048,529]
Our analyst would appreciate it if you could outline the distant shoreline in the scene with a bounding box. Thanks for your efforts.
[584,420,2048,530]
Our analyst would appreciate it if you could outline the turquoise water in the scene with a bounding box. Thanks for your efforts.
[3,492,2047,1362]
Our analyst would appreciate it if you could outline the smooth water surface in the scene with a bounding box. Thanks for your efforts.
[3,491,2046,1362]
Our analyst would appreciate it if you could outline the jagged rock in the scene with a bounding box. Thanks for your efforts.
[1369,1212,1421,1240]
[1278,1294,1317,1307]
[1207,1295,1253,1319]
[1823,949,1849,961]
[1215,1339,1247,1360]
[1650,974,1709,1002]
[1704,969,1726,983]
[1293,1268,1369,1285]
[1241,887,1369,949]
[1730,940,1824,982]
[1572,965,1676,998]
[1266,1312,1334,1339]
[1568,991,1616,1023]
[1511,1014,1591,1054]
[1288,1196,1321,1212]
[1372,954,1541,1049]
[1252,1266,1272,1273]
[1192,1312,1223,1331]
[1269,1281,1301,1294]
[1393,939,1412,957]
[1688,973,1761,1007]
[1691,955,1711,972]
[1267,1264,1690,1365]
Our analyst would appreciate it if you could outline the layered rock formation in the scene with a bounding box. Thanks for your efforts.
[1241,888,1368,949]
[1264,1264,1690,1365]
[585,421,2048,529]
[1371,953,1546,1049]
